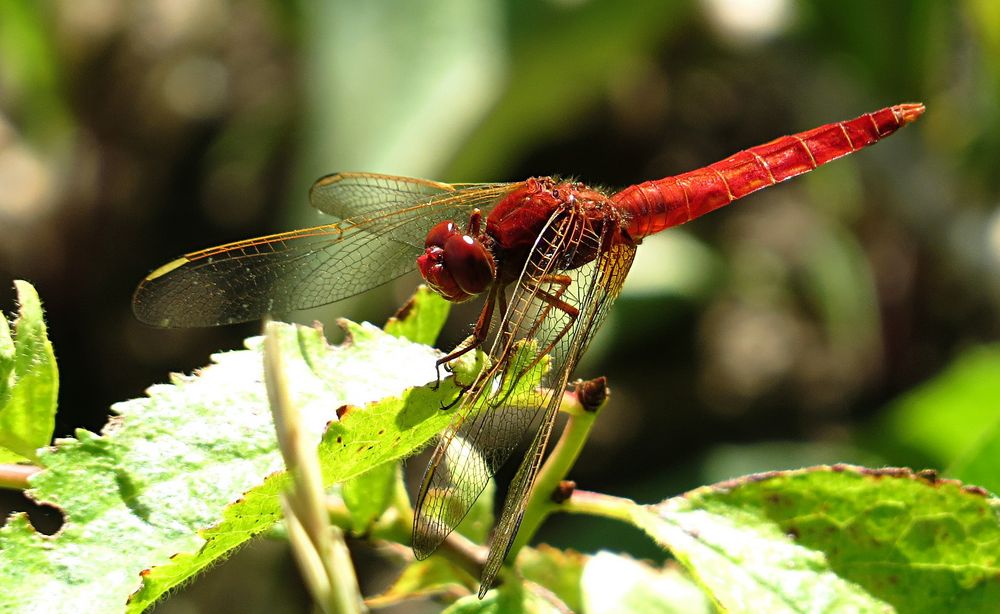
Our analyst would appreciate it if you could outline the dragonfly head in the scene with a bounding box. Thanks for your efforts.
[418,220,496,303]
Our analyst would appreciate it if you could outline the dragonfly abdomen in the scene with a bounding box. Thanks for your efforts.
[614,103,925,239]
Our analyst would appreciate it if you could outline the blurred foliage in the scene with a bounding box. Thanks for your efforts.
[869,345,1000,490]
[0,0,998,611]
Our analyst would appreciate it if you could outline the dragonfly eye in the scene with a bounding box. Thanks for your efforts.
[416,233,495,303]
[417,246,471,302]
[443,234,495,295]
[425,220,459,248]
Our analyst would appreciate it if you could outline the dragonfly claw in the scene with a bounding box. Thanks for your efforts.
[430,357,455,391]
[439,381,470,411]
[429,356,463,397]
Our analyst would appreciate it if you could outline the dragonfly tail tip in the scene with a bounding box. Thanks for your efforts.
[894,102,926,124]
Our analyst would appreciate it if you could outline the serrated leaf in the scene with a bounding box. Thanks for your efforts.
[630,465,1000,613]
[0,300,13,377]
[129,322,485,612]
[516,546,712,613]
[0,296,476,613]
[385,285,451,346]
[0,280,58,461]
[342,461,398,534]
[581,552,712,614]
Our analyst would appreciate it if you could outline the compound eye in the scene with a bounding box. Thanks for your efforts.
[417,247,471,302]
[425,220,458,248]
[443,235,496,296]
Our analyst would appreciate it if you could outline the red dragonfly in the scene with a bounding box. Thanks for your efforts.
[133,103,924,596]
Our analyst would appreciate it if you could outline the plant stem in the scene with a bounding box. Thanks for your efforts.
[0,463,39,490]
[507,379,608,561]
[390,475,487,580]
[264,322,365,614]
[560,489,638,524]
[322,476,487,586]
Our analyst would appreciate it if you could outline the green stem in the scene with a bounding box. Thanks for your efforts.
[507,384,605,560]
[265,323,364,614]
[322,480,487,585]
[560,489,638,524]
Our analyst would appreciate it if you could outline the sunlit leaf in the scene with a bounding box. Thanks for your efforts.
[0,281,58,461]
[581,552,713,614]
[628,465,1000,613]
[0,291,474,613]
[385,285,452,346]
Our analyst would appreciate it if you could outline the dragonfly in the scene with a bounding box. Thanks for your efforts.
[133,103,924,596]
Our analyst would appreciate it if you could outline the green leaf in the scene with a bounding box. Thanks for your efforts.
[0,293,475,613]
[0,299,12,377]
[0,280,58,461]
[870,345,1000,475]
[517,545,587,612]
[444,579,566,613]
[516,546,712,613]
[366,557,472,607]
[129,322,483,612]
[342,461,398,534]
[581,552,713,614]
[630,465,1000,613]
[0,447,29,464]
[385,285,451,346]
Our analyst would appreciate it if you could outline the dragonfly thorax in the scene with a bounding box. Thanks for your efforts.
[486,177,620,275]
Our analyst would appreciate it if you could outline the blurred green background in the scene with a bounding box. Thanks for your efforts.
[1,0,999,611]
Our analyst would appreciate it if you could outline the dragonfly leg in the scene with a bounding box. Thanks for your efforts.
[483,274,581,411]
[464,208,484,235]
[438,384,468,411]
[431,284,500,392]
[434,334,475,386]
[510,274,580,383]
[521,274,575,341]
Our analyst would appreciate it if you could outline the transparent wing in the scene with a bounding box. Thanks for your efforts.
[133,174,515,327]
[478,237,636,594]
[310,172,494,222]
[411,204,638,592]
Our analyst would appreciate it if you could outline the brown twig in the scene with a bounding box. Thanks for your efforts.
[0,463,41,490]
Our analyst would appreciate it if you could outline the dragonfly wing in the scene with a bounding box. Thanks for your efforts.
[133,177,517,327]
[411,206,638,588]
[134,222,421,327]
[411,211,582,558]
[310,172,508,232]
[479,231,637,594]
